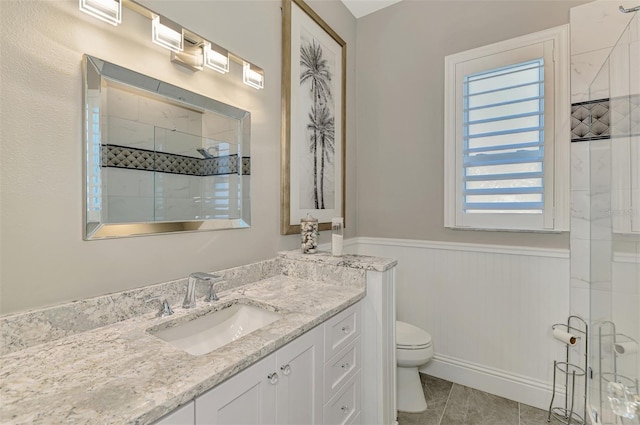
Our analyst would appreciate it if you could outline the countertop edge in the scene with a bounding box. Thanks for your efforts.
[277,250,398,272]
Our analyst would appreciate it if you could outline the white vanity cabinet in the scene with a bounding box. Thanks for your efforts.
[322,304,362,425]
[153,302,363,425]
[195,325,323,424]
[195,353,277,424]
[273,324,324,424]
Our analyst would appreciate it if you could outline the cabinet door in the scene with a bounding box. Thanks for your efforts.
[195,354,277,425]
[153,401,195,425]
[275,325,323,425]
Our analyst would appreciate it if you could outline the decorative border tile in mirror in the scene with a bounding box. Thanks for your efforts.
[102,144,251,176]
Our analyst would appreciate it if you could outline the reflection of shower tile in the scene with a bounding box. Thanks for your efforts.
[107,87,140,121]
[155,152,200,176]
[103,144,247,178]
[138,96,193,134]
[165,198,201,221]
[213,156,239,175]
[107,117,154,150]
[139,172,154,198]
[104,168,139,197]
[163,174,191,199]
[103,145,155,171]
[107,195,154,223]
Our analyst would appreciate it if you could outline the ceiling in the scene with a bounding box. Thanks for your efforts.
[340,0,403,18]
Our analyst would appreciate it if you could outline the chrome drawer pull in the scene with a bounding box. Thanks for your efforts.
[341,325,350,334]
[341,405,350,414]
[341,362,350,370]
[267,372,279,385]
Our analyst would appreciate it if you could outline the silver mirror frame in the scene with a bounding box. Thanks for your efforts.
[82,55,251,240]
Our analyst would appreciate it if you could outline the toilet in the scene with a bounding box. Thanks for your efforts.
[396,321,434,413]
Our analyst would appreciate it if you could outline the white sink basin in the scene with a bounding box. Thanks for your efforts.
[150,303,282,356]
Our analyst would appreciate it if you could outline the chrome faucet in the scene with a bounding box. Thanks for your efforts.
[183,272,222,308]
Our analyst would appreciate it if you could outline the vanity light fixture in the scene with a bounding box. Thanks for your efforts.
[203,42,230,74]
[79,0,121,26]
[243,62,264,90]
[80,0,264,88]
[151,15,184,53]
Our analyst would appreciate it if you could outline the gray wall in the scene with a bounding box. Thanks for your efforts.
[355,0,588,248]
[0,0,356,314]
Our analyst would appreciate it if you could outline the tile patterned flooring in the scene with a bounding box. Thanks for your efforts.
[398,374,567,425]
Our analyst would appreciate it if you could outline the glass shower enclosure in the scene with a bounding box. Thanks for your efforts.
[588,11,639,425]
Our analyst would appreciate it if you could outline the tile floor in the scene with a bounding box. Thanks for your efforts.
[398,374,568,425]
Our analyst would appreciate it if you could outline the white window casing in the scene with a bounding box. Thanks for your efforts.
[444,25,570,232]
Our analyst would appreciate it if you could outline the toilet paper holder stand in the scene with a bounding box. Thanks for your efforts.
[548,316,588,425]
[597,321,639,421]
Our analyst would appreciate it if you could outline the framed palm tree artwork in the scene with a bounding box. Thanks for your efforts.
[281,0,346,235]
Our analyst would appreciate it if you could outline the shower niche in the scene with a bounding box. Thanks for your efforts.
[83,55,251,239]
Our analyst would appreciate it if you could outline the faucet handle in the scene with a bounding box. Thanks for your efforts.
[204,283,220,303]
[159,299,174,317]
[146,296,174,317]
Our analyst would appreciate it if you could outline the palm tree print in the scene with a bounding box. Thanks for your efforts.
[307,105,335,209]
[300,38,334,210]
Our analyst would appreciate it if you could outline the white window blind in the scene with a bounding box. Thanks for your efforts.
[444,25,570,232]
[463,59,545,214]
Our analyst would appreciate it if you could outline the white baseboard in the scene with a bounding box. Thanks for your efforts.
[421,354,562,411]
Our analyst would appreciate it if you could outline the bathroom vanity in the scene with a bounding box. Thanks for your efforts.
[0,251,396,425]
[164,302,361,425]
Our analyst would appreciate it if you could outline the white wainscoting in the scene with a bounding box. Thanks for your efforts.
[347,237,571,410]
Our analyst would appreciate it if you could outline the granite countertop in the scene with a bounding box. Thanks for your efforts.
[279,250,397,272]
[0,274,365,424]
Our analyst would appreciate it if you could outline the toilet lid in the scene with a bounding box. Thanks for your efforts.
[397,321,432,348]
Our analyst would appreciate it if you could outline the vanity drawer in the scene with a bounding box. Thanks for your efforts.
[324,303,360,360]
[324,337,360,401]
[323,371,361,425]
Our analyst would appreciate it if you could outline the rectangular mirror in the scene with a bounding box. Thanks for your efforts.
[83,55,251,239]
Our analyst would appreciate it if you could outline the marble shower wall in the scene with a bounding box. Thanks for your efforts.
[570,1,637,104]
[570,3,640,422]
[568,0,636,324]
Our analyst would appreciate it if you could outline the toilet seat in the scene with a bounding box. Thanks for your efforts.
[397,321,432,350]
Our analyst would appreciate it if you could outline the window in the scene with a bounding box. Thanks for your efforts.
[444,26,569,231]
